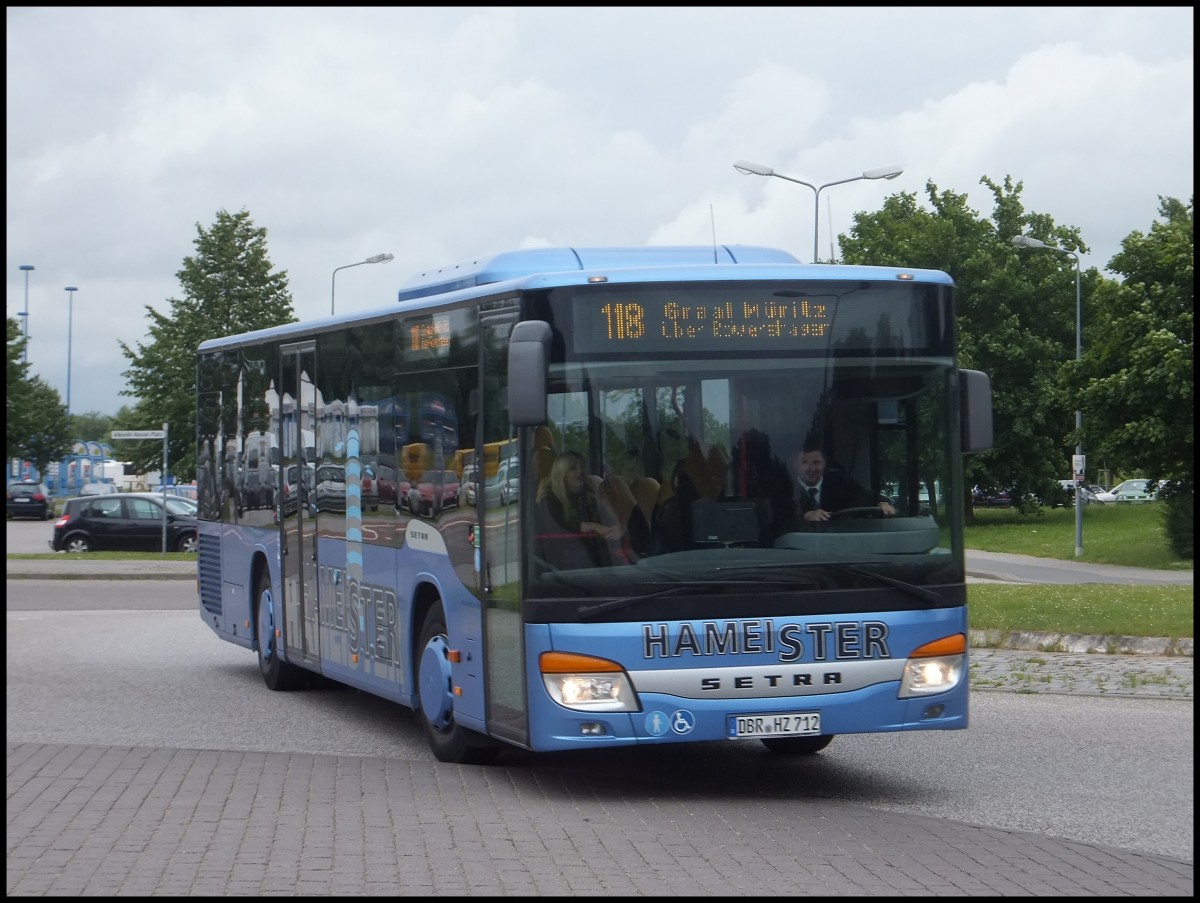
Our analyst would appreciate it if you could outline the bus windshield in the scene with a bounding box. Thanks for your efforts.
[520,280,962,619]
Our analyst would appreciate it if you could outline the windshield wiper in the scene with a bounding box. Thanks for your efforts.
[847,566,943,604]
[577,584,704,620]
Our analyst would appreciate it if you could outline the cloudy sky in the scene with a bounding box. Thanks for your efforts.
[6,6,1194,418]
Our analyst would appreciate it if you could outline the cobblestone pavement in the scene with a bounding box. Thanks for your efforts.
[970,647,1193,698]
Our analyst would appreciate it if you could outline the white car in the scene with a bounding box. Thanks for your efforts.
[1058,480,1115,505]
[79,482,118,496]
[1110,479,1158,503]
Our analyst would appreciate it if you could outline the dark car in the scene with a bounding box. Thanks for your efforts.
[7,481,54,520]
[972,487,1013,508]
[50,492,199,553]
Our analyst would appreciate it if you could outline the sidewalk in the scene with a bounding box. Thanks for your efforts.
[6,557,197,580]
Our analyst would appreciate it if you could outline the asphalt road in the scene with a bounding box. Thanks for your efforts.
[6,519,1194,894]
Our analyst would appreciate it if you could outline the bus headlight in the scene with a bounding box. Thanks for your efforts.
[540,651,639,712]
[898,634,966,697]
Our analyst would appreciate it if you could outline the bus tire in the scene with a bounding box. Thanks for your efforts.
[760,735,834,755]
[254,568,303,691]
[417,601,500,765]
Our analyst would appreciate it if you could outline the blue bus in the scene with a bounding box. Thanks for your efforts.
[197,245,992,764]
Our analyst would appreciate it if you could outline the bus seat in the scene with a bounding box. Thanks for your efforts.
[601,475,636,527]
[534,445,556,485]
[629,477,660,525]
[534,425,556,451]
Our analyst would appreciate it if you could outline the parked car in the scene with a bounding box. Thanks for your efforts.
[281,463,315,515]
[240,470,272,511]
[1111,479,1158,503]
[374,460,401,510]
[972,487,1013,508]
[6,481,54,520]
[50,492,199,553]
[79,482,118,497]
[359,462,379,512]
[314,463,347,512]
[459,464,481,507]
[407,469,461,517]
[488,458,520,506]
[1057,480,1115,505]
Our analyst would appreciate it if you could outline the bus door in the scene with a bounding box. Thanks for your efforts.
[478,310,529,749]
[279,341,321,668]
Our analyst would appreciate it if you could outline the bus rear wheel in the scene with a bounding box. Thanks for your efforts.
[417,601,500,765]
[255,568,303,691]
[761,735,834,755]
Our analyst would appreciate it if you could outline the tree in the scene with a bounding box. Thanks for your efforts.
[16,377,73,477]
[1076,197,1193,557]
[839,176,1089,517]
[6,317,31,459]
[68,412,115,445]
[8,316,72,472]
[119,209,297,479]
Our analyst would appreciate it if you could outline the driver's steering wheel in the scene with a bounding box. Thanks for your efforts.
[830,506,885,520]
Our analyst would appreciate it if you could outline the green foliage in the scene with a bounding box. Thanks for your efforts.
[68,412,115,444]
[840,177,1072,511]
[839,178,1193,532]
[1078,198,1193,487]
[15,377,73,475]
[1072,197,1193,558]
[8,316,72,471]
[7,317,32,459]
[1162,494,1194,560]
[119,209,297,479]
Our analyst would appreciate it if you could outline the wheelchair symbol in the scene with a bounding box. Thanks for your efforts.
[669,709,695,735]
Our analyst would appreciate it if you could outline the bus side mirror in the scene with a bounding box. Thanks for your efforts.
[960,369,993,453]
[508,320,552,427]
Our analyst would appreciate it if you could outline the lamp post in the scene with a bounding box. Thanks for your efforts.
[19,264,34,363]
[733,160,903,263]
[331,252,394,315]
[1012,233,1084,557]
[64,286,78,420]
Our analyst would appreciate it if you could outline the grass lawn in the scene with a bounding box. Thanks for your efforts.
[964,501,1192,641]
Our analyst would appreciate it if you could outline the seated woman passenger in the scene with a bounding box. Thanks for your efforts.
[533,451,622,569]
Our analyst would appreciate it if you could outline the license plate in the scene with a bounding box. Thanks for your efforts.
[727,711,820,738]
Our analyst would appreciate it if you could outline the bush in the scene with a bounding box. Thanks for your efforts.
[1162,489,1194,559]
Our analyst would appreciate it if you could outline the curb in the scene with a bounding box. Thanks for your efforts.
[968,628,1193,658]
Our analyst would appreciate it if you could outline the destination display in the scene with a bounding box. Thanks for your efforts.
[570,284,934,353]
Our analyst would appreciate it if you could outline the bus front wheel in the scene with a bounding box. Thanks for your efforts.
[417,602,500,765]
[255,569,304,691]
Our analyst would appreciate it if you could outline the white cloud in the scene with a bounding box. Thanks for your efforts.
[6,6,1193,417]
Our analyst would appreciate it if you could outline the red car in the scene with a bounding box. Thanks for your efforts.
[406,470,460,517]
[374,461,401,510]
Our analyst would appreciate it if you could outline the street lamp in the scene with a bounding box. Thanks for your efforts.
[64,286,78,420]
[733,159,903,263]
[331,252,394,315]
[19,264,34,363]
[1012,233,1084,558]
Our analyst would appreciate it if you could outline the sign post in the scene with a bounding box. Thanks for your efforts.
[111,427,170,552]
